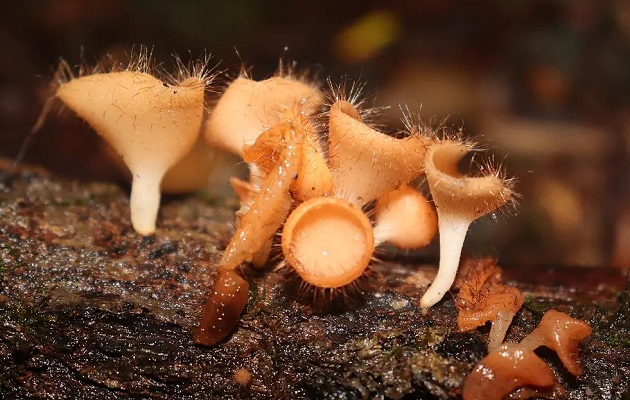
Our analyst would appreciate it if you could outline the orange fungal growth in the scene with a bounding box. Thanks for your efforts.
[219,121,303,272]
[421,140,514,309]
[204,76,322,156]
[57,71,205,235]
[520,309,592,376]
[282,197,374,288]
[194,269,249,346]
[373,184,437,248]
[243,110,333,202]
[462,342,555,400]
[455,259,524,351]
[328,100,430,205]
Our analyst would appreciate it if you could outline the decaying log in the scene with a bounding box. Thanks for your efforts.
[0,162,627,399]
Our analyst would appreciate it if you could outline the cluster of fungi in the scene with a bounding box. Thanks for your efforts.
[45,51,591,399]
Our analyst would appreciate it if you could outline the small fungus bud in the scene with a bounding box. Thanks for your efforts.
[421,140,513,309]
[57,71,204,235]
[282,197,374,288]
[373,184,437,248]
[327,100,429,205]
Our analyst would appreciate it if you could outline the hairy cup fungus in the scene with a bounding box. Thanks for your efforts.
[57,70,205,235]
[455,258,524,351]
[373,184,437,248]
[195,122,303,346]
[462,309,591,400]
[462,342,556,400]
[281,196,374,288]
[328,100,430,205]
[204,75,322,156]
[420,140,514,309]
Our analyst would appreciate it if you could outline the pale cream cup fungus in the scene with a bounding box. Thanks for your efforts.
[282,197,374,289]
[373,184,437,249]
[420,140,513,309]
[328,100,430,205]
[56,71,205,235]
[204,76,322,156]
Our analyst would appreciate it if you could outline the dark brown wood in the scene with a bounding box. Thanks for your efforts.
[0,162,627,399]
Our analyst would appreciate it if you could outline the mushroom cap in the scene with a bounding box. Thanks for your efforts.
[204,76,322,155]
[374,184,437,248]
[462,342,555,400]
[520,309,592,376]
[425,140,512,219]
[282,197,374,288]
[160,138,220,193]
[57,71,204,175]
[328,100,429,205]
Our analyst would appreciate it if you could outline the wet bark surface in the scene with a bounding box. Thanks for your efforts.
[0,162,628,399]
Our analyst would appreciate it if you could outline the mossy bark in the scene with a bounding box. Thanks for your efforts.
[0,162,627,399]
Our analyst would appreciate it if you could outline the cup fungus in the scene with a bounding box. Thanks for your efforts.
[519,309,592,376]
[420,140,513,309]
[56,71,205,235]
[462,342,556,400]
[328,100,430,205]
[204,75,322,156]
[373,184,437,248]
[281,196,374,288]
[462,309,592,400]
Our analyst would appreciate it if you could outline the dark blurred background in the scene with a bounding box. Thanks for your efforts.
[1,0,629,269]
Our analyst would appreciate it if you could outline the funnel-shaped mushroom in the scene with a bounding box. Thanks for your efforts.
[328,100,430,205]
[282,197,374,288]
[462,342,555,400]
[420,140,513,309]
[57,71,204,235]
[204,76,322,156]
[373,184,437,248]
[520,309,592,376]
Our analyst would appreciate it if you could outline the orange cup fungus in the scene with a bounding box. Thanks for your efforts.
[282,197,374,288]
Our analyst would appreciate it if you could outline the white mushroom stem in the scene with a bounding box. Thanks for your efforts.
[129,170,162,235]
[420,210,472,309]
[420,140,513,309]
[487,309,516,352]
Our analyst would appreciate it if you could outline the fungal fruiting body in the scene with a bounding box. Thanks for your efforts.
[194,121,303,346]
[204,76,322,156]
[328,100,429,205]
[462,309,591,400]
[282,197,374,288]
[420,140,513,309]
[57,71,205,235]
[455,258,524,351]
[462,342,556,400]
[373,184,437,248]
